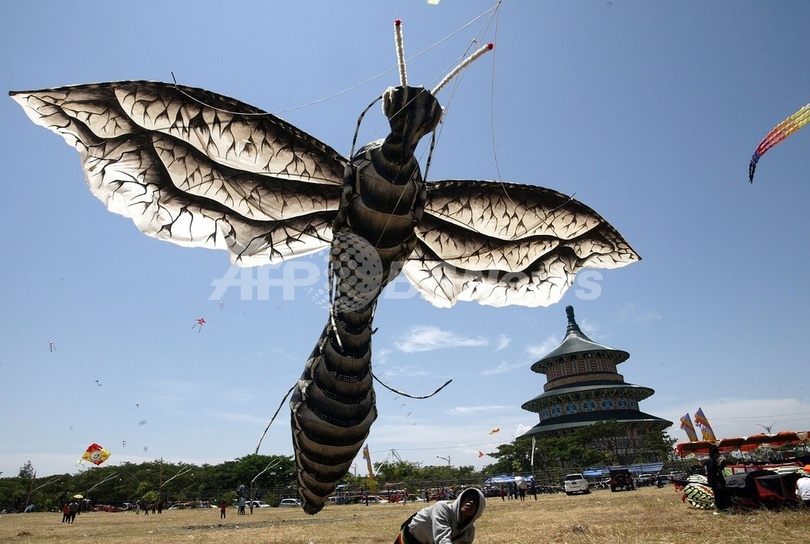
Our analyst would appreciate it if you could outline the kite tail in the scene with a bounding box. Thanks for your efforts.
[748,152,761,183]
[289,306,377,515]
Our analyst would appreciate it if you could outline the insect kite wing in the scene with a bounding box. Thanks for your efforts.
[404,180,640,308]
[10,82,346,264]
[749,103,810,183]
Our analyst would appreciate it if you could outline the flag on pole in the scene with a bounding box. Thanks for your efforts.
[693,408,717,442]
[680,414,699,442]
[362,444,375,482]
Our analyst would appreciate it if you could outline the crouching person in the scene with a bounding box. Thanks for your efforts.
[395,487,486,544]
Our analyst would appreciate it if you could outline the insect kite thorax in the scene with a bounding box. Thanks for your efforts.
[289,85,442,514]
[289,22,491,514]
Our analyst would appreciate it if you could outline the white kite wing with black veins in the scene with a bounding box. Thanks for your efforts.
[10,81,346,265]
[11,81,639,302]
[406,180,641,308]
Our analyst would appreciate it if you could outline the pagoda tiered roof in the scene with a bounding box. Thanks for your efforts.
[519,305,671,438]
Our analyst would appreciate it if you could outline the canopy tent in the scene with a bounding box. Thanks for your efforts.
[483,474,534,486]
[738,431,808,452]
[676,431,810,457]
[582,463,664,478]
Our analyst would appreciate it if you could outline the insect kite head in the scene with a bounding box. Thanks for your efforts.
[385,19,493,150]
[382,85,442,149]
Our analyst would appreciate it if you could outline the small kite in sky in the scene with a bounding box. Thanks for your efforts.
[192,318,206,332]
[749,103,809,182]
[478,451,485,458]
[95,380,102,386]
[81,443,111,466]
[48,341,54,352]
[489,427,500,435]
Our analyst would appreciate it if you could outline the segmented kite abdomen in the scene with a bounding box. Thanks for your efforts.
[290,137,428,514]
[290,321,377,514]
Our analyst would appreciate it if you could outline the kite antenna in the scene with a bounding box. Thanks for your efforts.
[394,19,407,86]
[432,42,494,95]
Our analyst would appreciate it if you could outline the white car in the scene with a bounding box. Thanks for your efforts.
[279,498,302,507]
[563,473,590,495]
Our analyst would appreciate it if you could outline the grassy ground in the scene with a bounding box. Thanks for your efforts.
[2,487,809,544]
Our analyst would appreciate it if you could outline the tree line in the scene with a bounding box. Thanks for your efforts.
[0,423,677,513]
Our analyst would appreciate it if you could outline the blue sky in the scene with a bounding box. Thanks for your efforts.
[2,1,809,479]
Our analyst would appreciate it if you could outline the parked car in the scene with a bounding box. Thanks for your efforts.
[563,473,590,495]
[279,498,302,507]
[609,469,635,492]
[246,500,270,508]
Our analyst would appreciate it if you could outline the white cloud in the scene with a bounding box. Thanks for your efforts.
[618,302,663,323]
[482,360,525,376]
[377,364,431,378]
[495,334,511,351]
[394,326,488,353]
[525,335,560,359]
[515,423,533,437]
[446,405,511,416]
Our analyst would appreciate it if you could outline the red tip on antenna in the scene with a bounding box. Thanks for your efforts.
[395,19,402,26]
[487,43,494,50]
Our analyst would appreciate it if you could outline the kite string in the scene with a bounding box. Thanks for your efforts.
[488,5,505,190]
[254,383,295,454]
[168,3,501,120]
[255,374,452,454]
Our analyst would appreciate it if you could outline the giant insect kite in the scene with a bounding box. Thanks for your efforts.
[10,20,639,513]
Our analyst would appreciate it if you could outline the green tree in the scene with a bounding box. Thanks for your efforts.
[374,459,422,483]
[636,429,677,464]
[481,438,534,475]
[18,461,35,480]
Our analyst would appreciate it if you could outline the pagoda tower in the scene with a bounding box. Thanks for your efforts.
[520,306,671,439]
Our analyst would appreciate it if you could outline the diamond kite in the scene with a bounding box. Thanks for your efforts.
[81,443,111,466]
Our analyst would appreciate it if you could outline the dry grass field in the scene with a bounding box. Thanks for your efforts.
[2,487,809,544]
